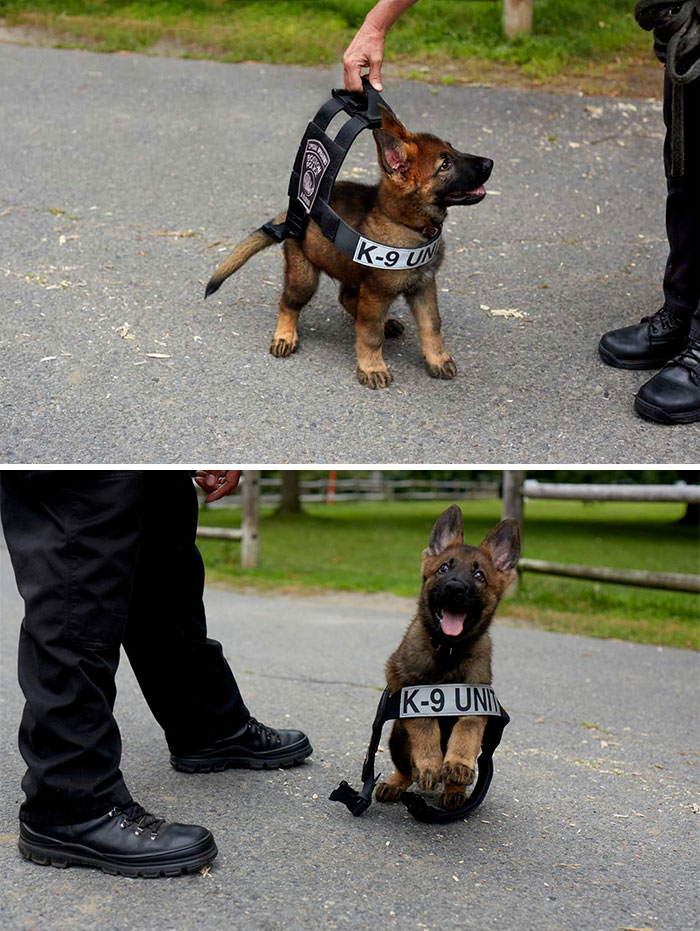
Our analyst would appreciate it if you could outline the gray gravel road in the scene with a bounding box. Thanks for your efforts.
[0,43,698,462]
[1,538,698,930]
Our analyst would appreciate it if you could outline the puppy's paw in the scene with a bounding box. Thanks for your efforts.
[440,784,468,810]
[441,760,475,787]
[356,366,393,389]
[270,335,298,358]
[375,781,405,803]
[412,765,441,793]
[425,357,457,380]
[384,318,405,339]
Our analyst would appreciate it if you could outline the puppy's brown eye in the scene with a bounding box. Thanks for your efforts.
[438,563,449,574]
[438,158,451,172]
[474,568,485,583]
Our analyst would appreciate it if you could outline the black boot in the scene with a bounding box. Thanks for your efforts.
[634,336,700,424]
[18,802,217,877]
[170,717,313,773]
[598,306,689,369]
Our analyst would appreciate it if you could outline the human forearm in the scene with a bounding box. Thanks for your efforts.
[364,0,419,35]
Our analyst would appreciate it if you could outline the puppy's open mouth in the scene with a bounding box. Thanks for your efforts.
[435,607,467,637]
[444,185,487,205]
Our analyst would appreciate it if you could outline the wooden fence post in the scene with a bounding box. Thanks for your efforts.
[503,0,532,37]
[241,470,260,569]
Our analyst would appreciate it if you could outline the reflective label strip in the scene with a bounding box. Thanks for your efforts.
[399,684,501,718]
[352,234,442,269]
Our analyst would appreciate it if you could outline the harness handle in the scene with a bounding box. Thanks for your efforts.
[331,76,389,127]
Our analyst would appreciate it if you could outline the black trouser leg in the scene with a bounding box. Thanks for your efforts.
[662,74,700,324]
[1,471,143,825]
[122,472,249,753]
[1,470,250,826]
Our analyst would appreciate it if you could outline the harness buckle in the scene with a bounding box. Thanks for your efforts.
[329,781,374,817]
[262,202,307,243]
[283,205,307,239]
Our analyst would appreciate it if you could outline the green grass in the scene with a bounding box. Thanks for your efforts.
[196,498,699,650]
[0,0,652,88]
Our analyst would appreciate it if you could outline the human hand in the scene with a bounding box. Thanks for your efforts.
[343,20,386,92]
[343,0,418,93]
[195,470,242,502]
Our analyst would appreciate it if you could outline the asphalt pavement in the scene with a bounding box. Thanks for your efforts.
[1,536,698,930]
[0,43,698,463]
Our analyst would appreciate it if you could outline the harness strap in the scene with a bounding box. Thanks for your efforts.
[312,96,349,132]
[329,685,510,824]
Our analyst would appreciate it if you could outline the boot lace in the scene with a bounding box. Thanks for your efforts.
[109,803,166,839]
[641,306,682,335]
[670,338,700,383]
[247,717,281,746]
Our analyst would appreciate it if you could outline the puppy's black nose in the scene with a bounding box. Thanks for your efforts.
[481,157,494,176]
[443,579,469,600]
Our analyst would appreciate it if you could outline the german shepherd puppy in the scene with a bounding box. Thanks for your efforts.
[376,506,520,810]
[205,109,493,389]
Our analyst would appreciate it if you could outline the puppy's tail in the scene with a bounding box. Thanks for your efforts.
[204,211,286,299]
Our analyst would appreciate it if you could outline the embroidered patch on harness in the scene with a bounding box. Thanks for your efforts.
[298,139,331,214]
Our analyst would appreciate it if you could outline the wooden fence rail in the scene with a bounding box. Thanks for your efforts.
[518,558,700,594]
[522,480,700,504]
[196,527,242,541]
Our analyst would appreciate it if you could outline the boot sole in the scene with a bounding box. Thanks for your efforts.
[597,343,670,371]
[634,395,700,425]
[171,740,313,774]
[18,836,217,878]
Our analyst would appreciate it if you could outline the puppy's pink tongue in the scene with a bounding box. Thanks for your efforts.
[440,611,466,636]
[469,185,486,195]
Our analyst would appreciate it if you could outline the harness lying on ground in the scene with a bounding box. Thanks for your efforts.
[261,77,442,270]
[329,683,509,824]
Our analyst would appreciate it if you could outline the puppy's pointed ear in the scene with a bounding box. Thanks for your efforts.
[425,505,464,557]
[479,520,521,574]
[373,128,411,177]
[379,107,409,139]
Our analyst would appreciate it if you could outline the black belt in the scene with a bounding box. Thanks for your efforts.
[330,684,510,824]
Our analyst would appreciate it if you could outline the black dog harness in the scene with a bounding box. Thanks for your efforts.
[262,77,442,269]
[330,683,509,824]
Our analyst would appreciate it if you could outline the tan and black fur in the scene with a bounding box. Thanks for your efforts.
[205,109,492,389]
[375,506,520,810]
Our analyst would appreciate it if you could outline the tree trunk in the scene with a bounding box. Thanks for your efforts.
[501,470,526,531]
[678,501,700,525]
[278,471,301,515]
[501,470,526,597]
